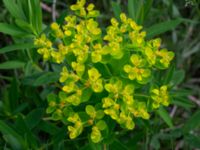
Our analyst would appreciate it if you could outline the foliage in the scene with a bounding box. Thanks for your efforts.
[0,0,200,149]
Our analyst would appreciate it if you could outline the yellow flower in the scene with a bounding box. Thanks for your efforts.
[125,116,135,130]
[91,79,103,93]
[67,93,81,106]
[156,49,174,68]
[34,34,52,48]
[51,22,59,30]
[86,19,101,35]
[104,108,118,120]
[51,51,65,64]
[59,66,68,83]
[105,80,122,95]
[144,47,156,65]
[87,3,94,11]
[85,105,96,118]
[111,18,119,27]
[102,97,115,108]
[129,102,150,120]
[120,13,127,23]
[67,113,80,123]
[68,121,83,139]
[124,55,151,83]
[37,48,51,60]
[71,61,85,76]
[70,0,86,11]
[151,85,169,109]
[88,68,101,82]
[62,82,76,93]
[91,126,102,143]
[91,44,103,63]
[37,0,175,143]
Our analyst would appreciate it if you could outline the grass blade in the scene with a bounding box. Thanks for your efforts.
[0,43,35,54]
[145,19,182,38]
[0,61,25,69]
[157,106,173,128]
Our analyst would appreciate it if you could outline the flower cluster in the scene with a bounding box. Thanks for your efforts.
[34,0,174,143]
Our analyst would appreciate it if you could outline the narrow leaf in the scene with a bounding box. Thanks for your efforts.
[111,1,121,21]
[146,19,182,38]
[38,121,60,135]
[128,0,137,20]
[185,134,200,148]
[3,0,26,20]
[0,43,35,54]
[0,61,25,69]
[0,23,27,36]
[170,70,185,87]
[183,110,200,133]
[25,108,44,129]
[0,120,27,150]
[157,106,173,128]
[33,72,60,86]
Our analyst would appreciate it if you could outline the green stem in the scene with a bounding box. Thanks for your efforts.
[134,94,149,98]
[26,49,33,62]
[104,64,112,76]
[145,128,149,150]
[103,144,107,150]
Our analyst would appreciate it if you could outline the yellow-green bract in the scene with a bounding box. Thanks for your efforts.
[34,0,174,143]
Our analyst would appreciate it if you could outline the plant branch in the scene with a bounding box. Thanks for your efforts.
[52,0,57,21]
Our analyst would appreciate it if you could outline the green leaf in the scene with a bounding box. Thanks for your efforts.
[157,106,173,128]
[0,120,27,150]
[0,43,35,54]
[162,65,175,85]
[170,70,185,87]
[185,134,200,148]
[145,19,182,38]
[9,78,19,112]
[27,0,33,25]
[0,61,25,69]
[128,0,138,20]
[143,0,153,20]
[15,19,36,34]
[86,105,96,116]
[22,72,44,85]
[96,110,105,120]
[3,134,24,150]
[33,72,60,86]
[171,97,194,109]
[48,93,58,102]
[0,23,27,36]
[126,131,145,149]
[25,108,44,129]
[96,120,107,130]
[136,2,144,24]
[81,88,93,102]
[111,1,121,21]
[15,115,38,149]
[12,103,29,114]
[150,134,160,150]
[52,127,67,149]
[31,0,42,34]
[183,110,200,133]
[109,139,129,150]
[3,0,26,20]
[38,121,60,135]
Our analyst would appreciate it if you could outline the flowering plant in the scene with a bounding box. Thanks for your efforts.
[34,0,174,143]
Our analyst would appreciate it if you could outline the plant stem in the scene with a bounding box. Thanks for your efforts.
[104,64,112,76]
[134,93,149,98]
[103,144,107,150]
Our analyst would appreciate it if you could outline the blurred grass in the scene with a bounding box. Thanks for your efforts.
[0,0,200,149]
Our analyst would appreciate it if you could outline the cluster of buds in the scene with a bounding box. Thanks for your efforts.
[34,0,174,143]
